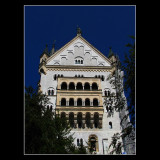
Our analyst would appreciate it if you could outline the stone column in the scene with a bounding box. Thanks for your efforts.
[90,85,92,90]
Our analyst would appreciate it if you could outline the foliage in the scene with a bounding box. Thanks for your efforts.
[104,36,135,154]
[25,86,87,154]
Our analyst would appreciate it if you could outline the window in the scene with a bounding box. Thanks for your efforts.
[80,138,83,146]
[61,98,66,106]
[77,82,83,90]
[77,98,82,106]
[69,82,75,90]
[69,98,74,106]
[85,98,90,106]
[109,122,112,129]
[48,88,54,96]
[61,82,67,90]
[77,139,79,146]
[93,98,98,106]
[86,112,91,128]
[69,112,74,128]
[75,56,83,64]
[61,112,66,119]
[54,74,57,80]
[94,112,99,128]
[84,82,90,90]
[77,112,82,128]
[92,83,98,90]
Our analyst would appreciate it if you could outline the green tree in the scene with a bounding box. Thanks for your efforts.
[104,36,135,154]
[25,86,87,154]
[122,36,135,126]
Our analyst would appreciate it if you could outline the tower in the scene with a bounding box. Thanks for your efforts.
[38,29,132,154]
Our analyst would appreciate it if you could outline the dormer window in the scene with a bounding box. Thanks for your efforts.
[75,57,83,64]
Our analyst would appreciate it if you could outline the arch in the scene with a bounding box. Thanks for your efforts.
[88,134,99,152]
[86,112,91,128]
[77,98,82,106]
[93,98,98,106]
[94,112,99,128]
[61,112,66,119]
[104,88,111,96]
[77,82,83,90]
[69,82,75,90]
[77,112,82,128]
[54,74,57,80]
[109,121,112,129]
[61,98,66,106]
[92,83,98,90]
[48,90,50,95]
[61,82,67,90]
[85,98,90,106]
[69,98,74,106]
[80,138,83,146]
[101,75,105,81]
[84,82,90,90]
[77,139,79,146]
[69,112,74,128]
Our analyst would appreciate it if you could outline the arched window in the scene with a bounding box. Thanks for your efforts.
[61,98,66,106]
[48,90,50,95]
[61,74,63,77]
[50,105,53,111]
[61,112,66,119]
[107,91,110,96]
[54,74,57,80]
[77,139,79,146]
[85,98,90,106]
[93,98,98,106]
[86,112,91,128]
[69,98,74,106]
[51,89,54,95]
[47,105,49,110]
[69,112,74,128]
[101,75,104,81]
[77,98,82,106]
[80,138,83,146]
[104,90,107,96]
[77,112,82,128]
[61,82,67,90]
[69,82,75,90]
[84,82,90,90]
[95,75,97,78]
[92,83,98,90]
[75,56,83,64]
[77,82,83,90]
[94,112,99,128]
[109,122,112,129]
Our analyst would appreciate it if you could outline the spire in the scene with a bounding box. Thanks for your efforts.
[77,26,82,36]
[50,40,56,56]
[43,44,49,54]
[108,47,114,58]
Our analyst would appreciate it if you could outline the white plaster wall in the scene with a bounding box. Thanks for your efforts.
[47,38,111,66]
[40,70,122,154]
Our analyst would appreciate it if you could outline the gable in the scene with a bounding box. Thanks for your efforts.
[47,35,111,67]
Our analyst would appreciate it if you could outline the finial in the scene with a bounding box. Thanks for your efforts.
[43,44,48,54]
[108,46,114,58]
[77,25,82,35]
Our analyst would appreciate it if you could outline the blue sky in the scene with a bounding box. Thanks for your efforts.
[24,5,135,89]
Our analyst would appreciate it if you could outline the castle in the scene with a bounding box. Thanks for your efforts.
[38,28,134,154]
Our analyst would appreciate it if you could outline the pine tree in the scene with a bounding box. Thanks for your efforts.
[25,86,87,154]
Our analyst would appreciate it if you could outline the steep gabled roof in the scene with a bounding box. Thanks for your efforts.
[46,35,112,65]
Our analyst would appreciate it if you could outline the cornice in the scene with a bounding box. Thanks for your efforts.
[46,65,114,72]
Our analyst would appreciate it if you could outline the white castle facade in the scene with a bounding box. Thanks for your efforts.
[38,29,134,154]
